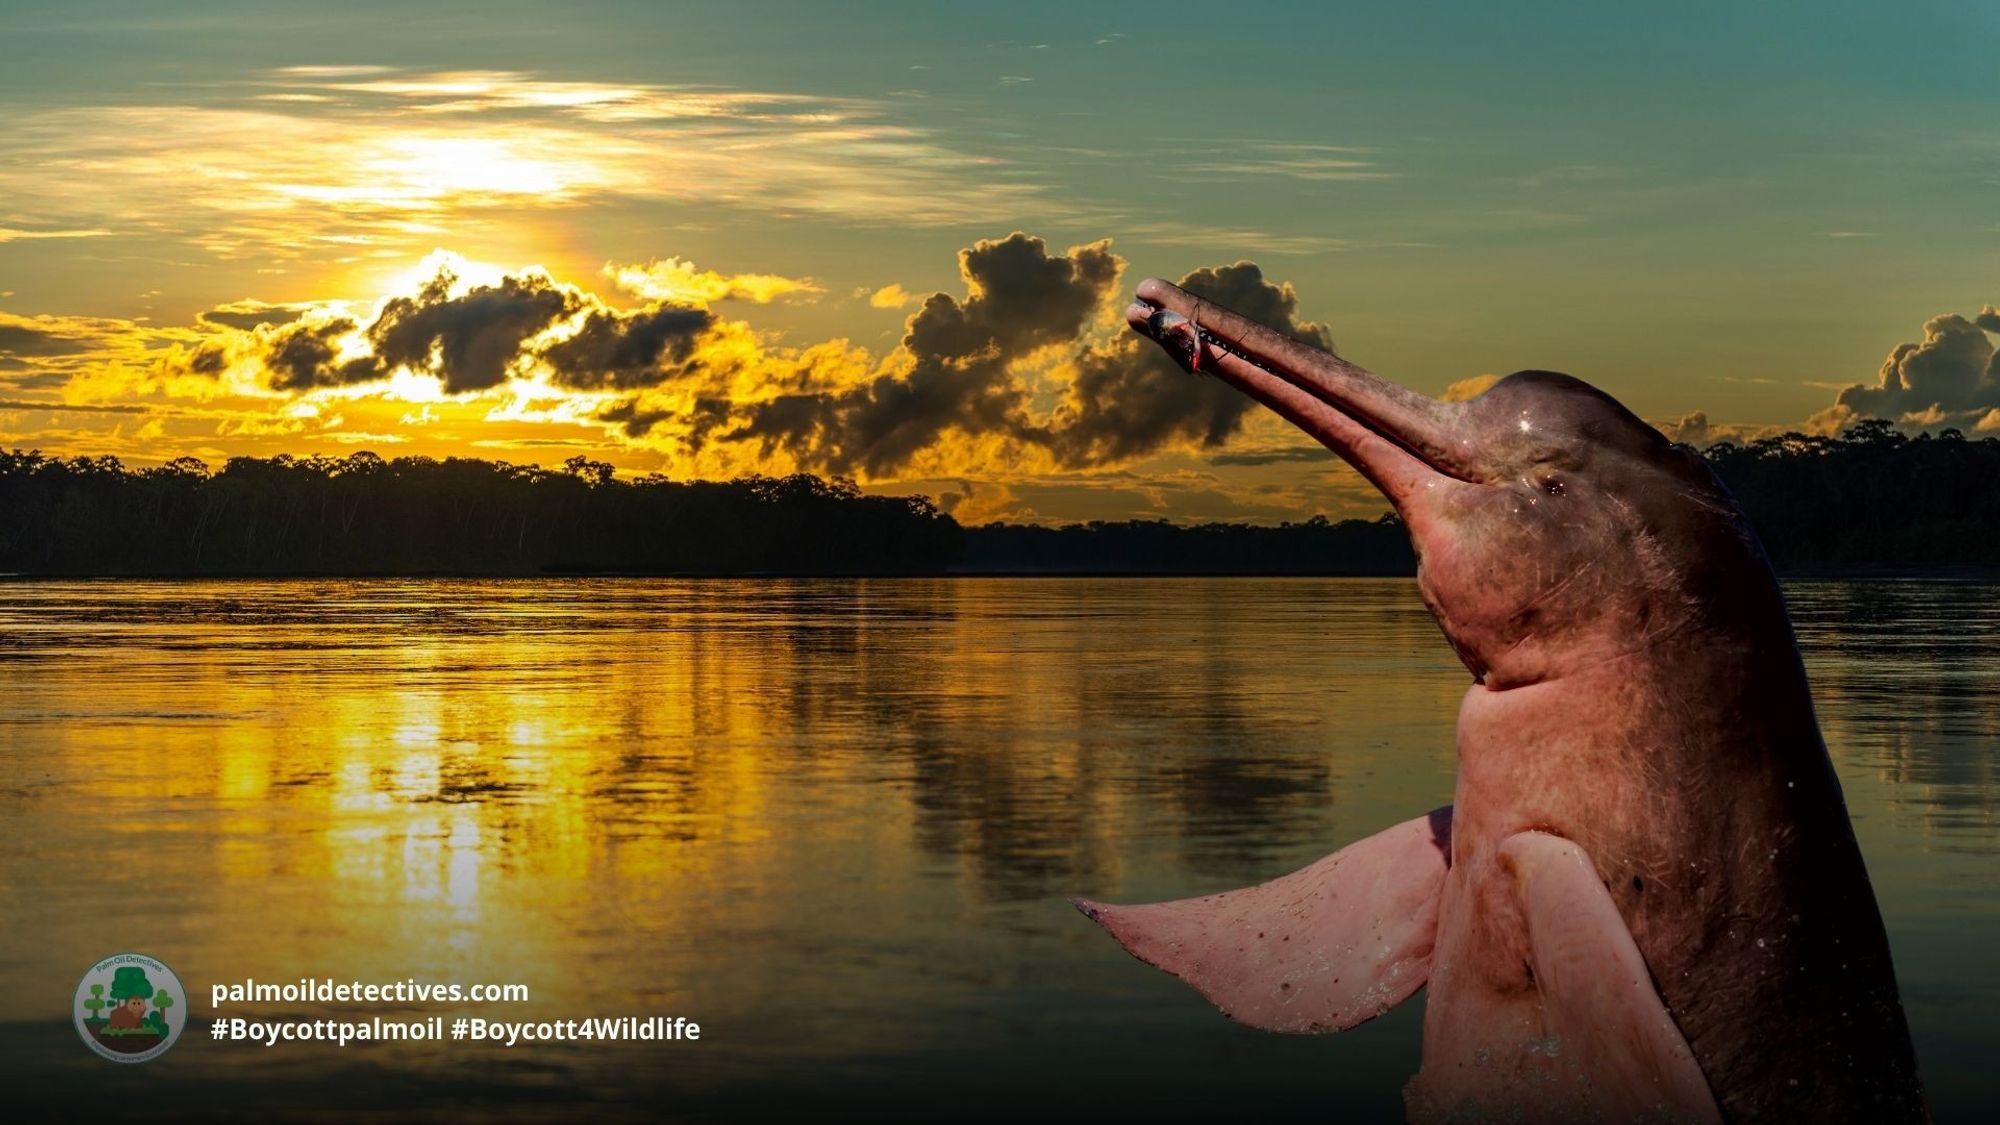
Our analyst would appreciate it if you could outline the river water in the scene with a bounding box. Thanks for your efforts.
[0,579,1993,1119]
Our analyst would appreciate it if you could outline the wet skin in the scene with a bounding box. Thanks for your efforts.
[1081,280,1927,1122]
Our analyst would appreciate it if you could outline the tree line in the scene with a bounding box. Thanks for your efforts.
[1700,420,1999,573]
[0,421,1994,576]
[961,421,2000,575]
[0,451,959,575]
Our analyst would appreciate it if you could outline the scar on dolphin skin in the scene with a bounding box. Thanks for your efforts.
[1080,276,1929,1124]
[1140,299,1265,376]
[1143,305,1205,372]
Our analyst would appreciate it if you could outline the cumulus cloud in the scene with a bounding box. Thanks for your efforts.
[1649,410,1778,448]
[44,236,1351,486]
[26,230,2000,529]
[1656,410,1715,447]
[168,256,722,396]
[1049,262,1334,468]
[540,304,713,390]
[720,232,1120,476]
[1639,305,2000,448]
[1809,307,2000,434]
[592,237,1341,478]
[367,270,583,393]
[260,317,380,390]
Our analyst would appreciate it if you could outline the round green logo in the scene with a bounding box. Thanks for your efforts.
[74,953,186,1063]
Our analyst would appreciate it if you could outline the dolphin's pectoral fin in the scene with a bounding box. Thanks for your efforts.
[1500,831,1723,1124]
[1073,805,1452,1033]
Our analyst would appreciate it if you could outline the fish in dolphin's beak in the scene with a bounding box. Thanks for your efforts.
[1127,277,1476,517]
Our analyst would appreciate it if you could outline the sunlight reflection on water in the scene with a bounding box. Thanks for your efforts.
[0,579,1992,1118]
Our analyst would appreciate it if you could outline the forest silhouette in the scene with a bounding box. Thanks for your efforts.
[0,419,1993,576]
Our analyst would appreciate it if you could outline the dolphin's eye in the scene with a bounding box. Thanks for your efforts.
[1541,476,1565,497]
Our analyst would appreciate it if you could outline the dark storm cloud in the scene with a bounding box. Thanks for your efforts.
[729,365,1036,476]
[1050,262,1336,468]
[1053,339,1253,466]
[702,238,1346,475]
[1176,262,1337,352]
[157,233,1345,477]
[367,271,580,394]
[189,343,228,376]
[259,317,382,391]
[1824,308,2000,424]
[682,396,740,450]
[191,267,719,395]
[542,303,714,390]
[906,232,1119,358]
[724,232,1120,475]
[596,397,675,437]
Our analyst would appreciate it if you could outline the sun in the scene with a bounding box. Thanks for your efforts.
[373,249,516,296]
[384,136,571,200]
[266,134,588,214]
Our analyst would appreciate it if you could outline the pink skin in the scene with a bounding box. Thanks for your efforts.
[1077,278,1927,1123]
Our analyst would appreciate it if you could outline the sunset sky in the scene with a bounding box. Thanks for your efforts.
[3,0,1996,523]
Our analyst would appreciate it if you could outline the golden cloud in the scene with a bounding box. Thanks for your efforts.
[0,69,1059,261]
[8,236,1528,523]
[10,239,1360,490]
[608,258,821,306]
[867,283,915,309]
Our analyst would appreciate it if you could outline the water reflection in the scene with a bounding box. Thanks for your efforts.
[1789,583,2000,848]
[0,578,1991,1118]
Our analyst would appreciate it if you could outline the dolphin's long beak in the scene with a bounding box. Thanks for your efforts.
[1127,278,1472,511]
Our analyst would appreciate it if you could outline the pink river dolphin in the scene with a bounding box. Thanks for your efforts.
[1075,278,1928,1123]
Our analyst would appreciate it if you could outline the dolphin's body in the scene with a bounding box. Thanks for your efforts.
[1076,280,1927,1122]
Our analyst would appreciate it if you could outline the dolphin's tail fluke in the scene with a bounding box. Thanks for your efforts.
[1073,805,1452,1034]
